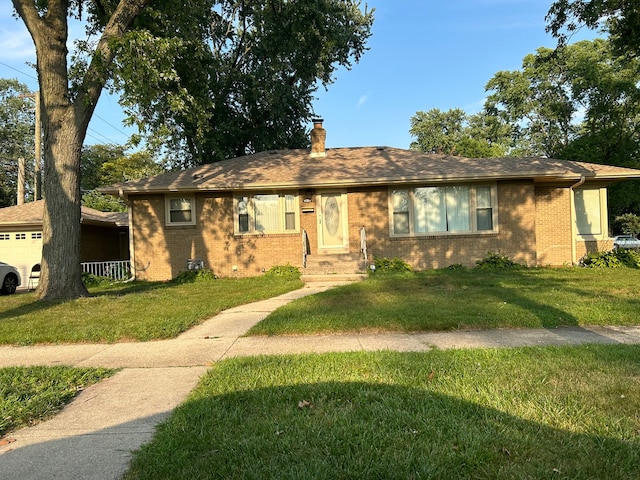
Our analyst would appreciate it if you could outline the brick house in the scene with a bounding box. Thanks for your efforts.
[0,200,129,285]
[102,120,640,281]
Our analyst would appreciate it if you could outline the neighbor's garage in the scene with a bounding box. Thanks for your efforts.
[0,229,42,288]
[0,200,129,290]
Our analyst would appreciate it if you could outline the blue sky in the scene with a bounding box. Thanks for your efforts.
[0,1,597,150]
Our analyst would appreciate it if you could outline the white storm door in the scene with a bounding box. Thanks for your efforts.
[317,191,349,251]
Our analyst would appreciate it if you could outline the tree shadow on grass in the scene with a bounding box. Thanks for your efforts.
[127,381,639,479]
[473,270,640,345]
[0,281,171,324]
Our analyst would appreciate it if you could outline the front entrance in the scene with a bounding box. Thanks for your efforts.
[316,191,349,252]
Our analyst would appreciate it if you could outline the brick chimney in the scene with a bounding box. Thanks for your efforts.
[310,118,326,158]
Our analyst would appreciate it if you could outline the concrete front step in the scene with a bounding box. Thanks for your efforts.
[303,253,367,275]
[301,273,367,283]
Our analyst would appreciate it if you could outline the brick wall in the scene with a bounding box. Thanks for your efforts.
[534,186,573,265]
[348,182,537,269]
[131,193,305,281]
[130,181,587,280]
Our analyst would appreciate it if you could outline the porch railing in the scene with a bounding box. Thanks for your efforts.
[302,229,309,268]
[360,227,368,263]
[81,260,132,281]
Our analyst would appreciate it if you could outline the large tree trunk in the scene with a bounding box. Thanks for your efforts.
[12,0,152,300]
[23,0,90,299]
[39,110,89,299]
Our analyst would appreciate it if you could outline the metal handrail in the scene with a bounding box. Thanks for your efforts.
[302,229,308,268]
[360,226,368,263]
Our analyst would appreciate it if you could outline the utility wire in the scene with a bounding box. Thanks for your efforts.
[0,60,37,80]
[1,60,132,145]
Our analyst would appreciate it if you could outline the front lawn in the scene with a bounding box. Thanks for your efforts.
[123,346,640,479]
[0,276,303,345]
[248,268,640,335]
[0,366,115,437]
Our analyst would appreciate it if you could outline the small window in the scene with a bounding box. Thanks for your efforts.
[475,186,493,231]
[31,232,42,239]
[0,234,9,240]
[392,190,410,234]
[166,196,196,225]
[238,196,250,233]
[15,233,26,240]
[284,194,296,230]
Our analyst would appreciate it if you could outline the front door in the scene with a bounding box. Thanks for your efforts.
[317,191,349,252]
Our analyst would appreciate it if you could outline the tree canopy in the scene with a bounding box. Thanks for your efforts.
[409,37,640,218]
[0,78,35,207]
[80,144,165,212]
[11,0,373,300]
[547,0,640,57]
[409,108,510,158]
[107,0,374,167]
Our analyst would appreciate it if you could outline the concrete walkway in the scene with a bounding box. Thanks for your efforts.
[1,281,640,479]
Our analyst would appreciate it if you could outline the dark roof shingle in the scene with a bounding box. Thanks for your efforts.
[99,146,640,194]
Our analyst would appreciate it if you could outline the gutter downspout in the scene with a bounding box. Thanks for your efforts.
[119,188,135,281]
[569,176,586,265]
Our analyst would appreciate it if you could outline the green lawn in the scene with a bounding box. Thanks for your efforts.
[0,366,115,437]
[123,346,640,479]
[248,267,640,335]
[0,276,303,345]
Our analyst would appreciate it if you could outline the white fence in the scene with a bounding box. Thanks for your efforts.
[81,260,132,281]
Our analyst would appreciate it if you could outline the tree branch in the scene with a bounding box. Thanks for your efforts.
[76,0,153,124]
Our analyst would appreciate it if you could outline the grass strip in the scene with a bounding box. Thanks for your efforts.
[0,366,115,437]
[0,276,303,345]
[124,346,640,479]
[248,268,640,335]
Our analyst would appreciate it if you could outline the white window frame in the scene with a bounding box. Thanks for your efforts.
[165,196,196,226]
[389,183,498,237]
[234,192,300,235]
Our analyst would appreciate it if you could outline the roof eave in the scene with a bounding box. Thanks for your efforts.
[100,168,640,196]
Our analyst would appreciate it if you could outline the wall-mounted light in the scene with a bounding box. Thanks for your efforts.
[303,189,313,203]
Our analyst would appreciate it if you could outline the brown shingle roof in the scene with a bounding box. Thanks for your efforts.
[99,146,640,195]
[0,200,128,227]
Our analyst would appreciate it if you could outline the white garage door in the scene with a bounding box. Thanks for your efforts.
[0,231,43,289]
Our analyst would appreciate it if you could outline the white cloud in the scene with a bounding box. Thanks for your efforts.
[356,94,368,108]
[463,98,487,114]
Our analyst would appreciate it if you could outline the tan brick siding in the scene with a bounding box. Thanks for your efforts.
[576,239,614,260]
[534,186,573,266]
[131,193,305,281]
[348,182,536,269]
[130,182,594,280]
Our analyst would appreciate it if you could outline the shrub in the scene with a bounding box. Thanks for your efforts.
[173,268,217,284]
[81,272,113,287]
[614,213,640,236]
[581,248,640,268]
[264,264,301,278]
[474,252,525,271]
[446,263,468,272]
[613,248,640,268]
[371,257,412,274]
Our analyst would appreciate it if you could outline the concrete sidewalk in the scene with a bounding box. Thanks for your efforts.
[1,281,640,479]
